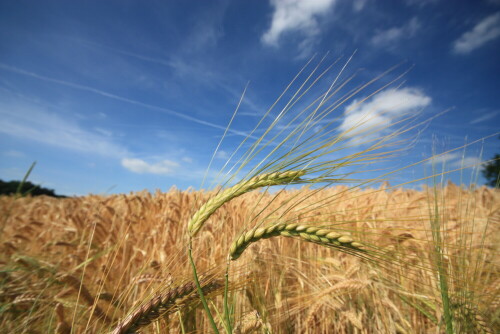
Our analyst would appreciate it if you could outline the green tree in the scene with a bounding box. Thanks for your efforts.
[482,154,500,187]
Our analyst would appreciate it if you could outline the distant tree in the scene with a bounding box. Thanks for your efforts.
[482,154,500,187]
[0,179,65,197]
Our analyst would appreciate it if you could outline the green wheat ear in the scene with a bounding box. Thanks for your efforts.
[187,170,306,236]
[229,223,366,260]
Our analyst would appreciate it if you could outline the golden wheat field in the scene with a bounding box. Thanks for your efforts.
[0,183,498,334]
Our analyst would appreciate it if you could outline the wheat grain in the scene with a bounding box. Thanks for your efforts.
[1,184,498,332]
[112,278,222,334]
[229,223,365,260]
[233,310,263,334]
[13,293,38,306]
[188,170,305,236]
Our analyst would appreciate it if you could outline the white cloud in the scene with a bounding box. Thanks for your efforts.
[339,87,431,141]
[352,0,368,12]
[371,17,420,47]
[453,12,500,54]
[94,127,113,137]
[261,0,336,46]
[0,101,127,157]
[121,158,179,175]
[426,152,461,165]
[215,150,229,160]
[3,150,25,158]
[470,110,499,124]
[453,156,483,168]
[426,153,483,168]
[0,63,243,136]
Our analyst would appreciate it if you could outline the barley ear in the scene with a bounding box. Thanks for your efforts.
[230,223,366,260]
[188,171,305,236]
[112,279,222,334]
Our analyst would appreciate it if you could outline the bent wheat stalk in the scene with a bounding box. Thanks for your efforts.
[112,279,222,334]
[188,170,306,236]
[57,274,112,323]
[229,223,365,260]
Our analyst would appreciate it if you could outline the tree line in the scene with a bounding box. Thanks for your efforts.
[0,179,65,198]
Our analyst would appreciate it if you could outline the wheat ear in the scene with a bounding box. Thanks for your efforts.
[229,223,365,260]
[188,171,305,236]
[112,279,222,334]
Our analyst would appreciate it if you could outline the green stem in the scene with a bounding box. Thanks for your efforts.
[188,238,220,334]
[436,244,454,334]
[223,258,232,333]
[430,184,454,334]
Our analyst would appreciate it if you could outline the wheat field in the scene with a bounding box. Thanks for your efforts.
[1,182,498,333]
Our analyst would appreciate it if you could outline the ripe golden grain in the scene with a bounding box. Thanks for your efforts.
[0,185,498,332]
[112,278,222,334]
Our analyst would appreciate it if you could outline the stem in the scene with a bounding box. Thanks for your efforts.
[188,238,220,334]
[223,257,233,333]
[177,310,186,334]
[431,184,454,334]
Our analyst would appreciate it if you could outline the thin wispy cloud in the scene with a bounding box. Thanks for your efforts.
[3,150,25,158]
[215,150,230,160]
[0,1,497,194]
[121,158,179,175]
[453,156,483,168]
[0,101,127,157]
[453,12,500,54]
[470,110,499,124]
[371,17,421,47]
[0,63,253,138]
[426,153,483,169]
[77,39,264,115]
[426,152,461,165]
[340,87,431,142]
[352,0,368,12]
[78,39,174,67]
[261,0,336,49]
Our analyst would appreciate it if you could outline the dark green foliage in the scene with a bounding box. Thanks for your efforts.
[481,154,500,187]
[0,179,65,197]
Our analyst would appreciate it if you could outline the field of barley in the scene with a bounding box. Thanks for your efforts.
[1,183,498,333]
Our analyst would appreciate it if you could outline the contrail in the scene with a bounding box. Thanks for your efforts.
[77,38,175,67]
[0,63,253,138]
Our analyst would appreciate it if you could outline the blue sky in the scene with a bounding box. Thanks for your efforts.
[1,0,499,196]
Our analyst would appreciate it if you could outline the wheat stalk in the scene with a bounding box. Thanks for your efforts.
[188,170,306,236]
[57,274,112,323]
[229,223,365,260]
[54,303,71,334]
[112,279,222,334]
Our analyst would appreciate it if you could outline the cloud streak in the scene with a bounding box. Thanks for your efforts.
[453,12,500,54]
[425,153,483,169]
[0,101,127,157]
[470,110,499,124]
[371,17,420,47]
[0,63,254,138]
[121,158,179,175]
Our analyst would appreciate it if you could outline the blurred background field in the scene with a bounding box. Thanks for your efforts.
[1,183,498,333]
